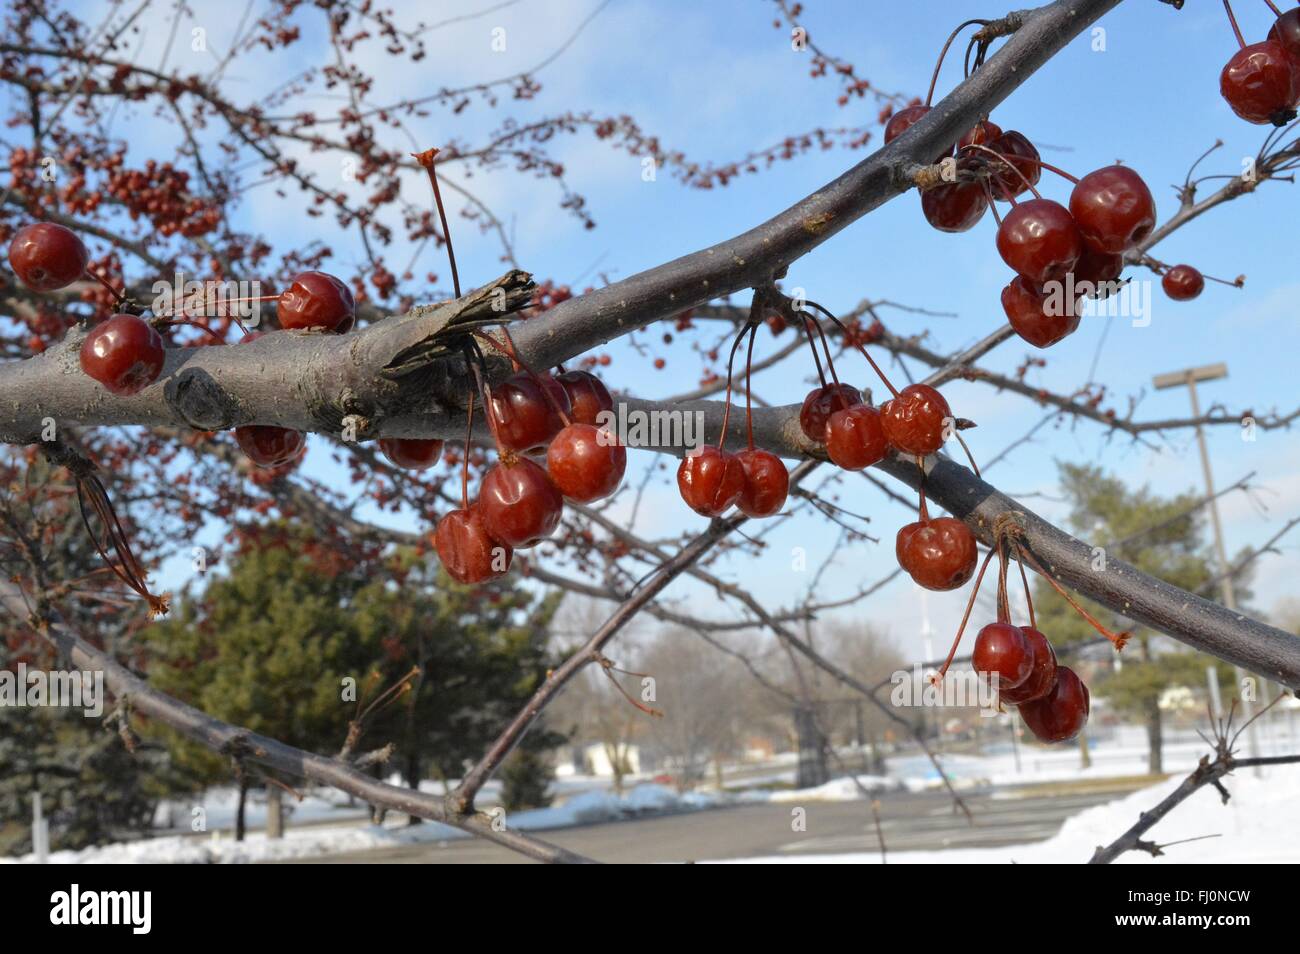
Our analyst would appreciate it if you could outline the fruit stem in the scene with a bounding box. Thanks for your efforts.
[982,150,1081,186]
[804,299,901,399]
[933,545,998,683]
[464,340,507,457]
[1263,0,1283,16]
[461,389,474,511]
[1017,556,1037,630]
[982,179,1003,227]
[717,320,756,452]
[917,483,930,523]
[1223,0,1246,48]
[1013,539,1130,650]
[412,148,462,299]
[743,322,758,451]
[926,19,989,106]
[995,536,1011,624]
[84,267,125,306]
[953,428,982,479]
[154,318,227,345]
[75,470,169,617]
[800,315,830,389]
[596,654,665,718]
[804,311,846,393]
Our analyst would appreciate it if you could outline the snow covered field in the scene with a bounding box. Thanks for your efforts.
[7,725,1297,863]
[714,763,1300,864]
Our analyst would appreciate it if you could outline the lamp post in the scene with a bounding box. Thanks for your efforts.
[1152,362,1261,770]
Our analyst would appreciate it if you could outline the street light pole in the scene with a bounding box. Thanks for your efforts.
[1152,363,1262,770]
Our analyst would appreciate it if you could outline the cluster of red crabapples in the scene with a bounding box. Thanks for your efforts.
[939,523,1130,743]
[432,346,626,586]
[881,11,1273,351]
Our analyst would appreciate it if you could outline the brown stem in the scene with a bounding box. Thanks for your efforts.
[413,148,462,298]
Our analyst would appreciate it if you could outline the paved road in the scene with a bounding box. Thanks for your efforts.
[278,784,1141,864]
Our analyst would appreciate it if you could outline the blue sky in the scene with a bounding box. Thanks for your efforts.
[46,0,1300,659]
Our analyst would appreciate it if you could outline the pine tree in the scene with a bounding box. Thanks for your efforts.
[1031,464,1250,773]
[145,521,564,835]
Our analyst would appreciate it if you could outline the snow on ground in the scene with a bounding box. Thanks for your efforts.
[711,763,1300,864]
[4,783,734,864]
[12,723,1299,863]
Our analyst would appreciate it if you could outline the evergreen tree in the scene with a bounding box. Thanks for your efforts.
[145,522,564,835]
[1030,463,1249,773]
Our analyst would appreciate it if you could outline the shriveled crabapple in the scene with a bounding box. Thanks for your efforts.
[435,506,512,584]
[880,384,951,457]
[677,445,744,517]
[825,403,888,471]
[799,383,862,443]
[896,517,978,592]
[277,270,355,332]
[735,448,789,518]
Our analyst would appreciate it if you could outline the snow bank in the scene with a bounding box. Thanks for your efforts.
[5,783,726,864]
[713,763,1300,864]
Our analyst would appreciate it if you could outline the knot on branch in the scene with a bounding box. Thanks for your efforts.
[165,368,241,430]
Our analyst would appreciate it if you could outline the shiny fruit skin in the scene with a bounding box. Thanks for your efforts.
[8,222,89,291]
[79,313,166,395]
[1000,627,1058,705]
[825,404,888,471]
[556,370,614,426]
[1269,9,1300,63]
[883,104,930,144]
[677,445,744,517]
[379,438,444,471]
[236,425,305,467]
[799,383,862,442]
[1000,276,1081,349]
[996,199,1083,285]
[1162,265,1204,301]
[479,457,564,548]
[1069,165,1156,254]
[435,507,512,584]
[1019,665,1089,743]
[488,372,572,454]
[880,384,951,456]
[277,271,355,332]
[1220,40,1300,125]
[896,517,978,591]
[986,130,1041,201]
[547,423,627,503]
[921,182,988,233]
[972,622,1033,691]
[735,448,789,518]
